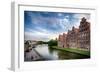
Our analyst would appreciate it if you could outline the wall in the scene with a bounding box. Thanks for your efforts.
[0,0,100,73]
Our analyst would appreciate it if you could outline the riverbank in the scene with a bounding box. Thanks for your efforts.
[24,46,45,61]
[51,46,90,57]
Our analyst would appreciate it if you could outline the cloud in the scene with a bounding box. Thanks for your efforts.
[31,14,70,32]
[72,13,90,28]
[73,13,90,20]
[59,17,71,30]
[24,28,59,41]
[24,11,90,41]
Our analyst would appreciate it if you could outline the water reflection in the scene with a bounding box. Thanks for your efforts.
[58,51,89,59]
[34,44,58,60]
[24,44,89,61]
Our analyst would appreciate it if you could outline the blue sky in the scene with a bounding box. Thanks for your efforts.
[24,11,90,41]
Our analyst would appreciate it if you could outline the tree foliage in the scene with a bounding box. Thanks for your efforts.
[48,39,58,47]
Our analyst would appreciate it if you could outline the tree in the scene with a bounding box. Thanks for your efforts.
[48,39,58,47]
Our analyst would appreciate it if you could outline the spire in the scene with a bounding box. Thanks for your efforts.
[72,26,75,29]
[72,26,75,31]
[81,17,86,23]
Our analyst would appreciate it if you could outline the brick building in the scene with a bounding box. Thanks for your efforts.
[78,17,90,50]
[58,33,67,48]
[58,35,63,48]
[58,17,90,50]
[67,26,79,48]
[63,33,67,48]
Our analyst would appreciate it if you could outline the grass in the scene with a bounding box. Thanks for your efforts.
[51,46,90,57]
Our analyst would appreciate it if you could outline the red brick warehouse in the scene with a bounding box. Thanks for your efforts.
[58,17,90,50]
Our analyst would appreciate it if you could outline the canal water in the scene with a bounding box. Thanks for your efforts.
[25,44,89,61]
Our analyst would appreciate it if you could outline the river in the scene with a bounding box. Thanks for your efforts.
[24,44,89,61]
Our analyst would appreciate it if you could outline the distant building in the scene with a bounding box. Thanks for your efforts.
[58,17,90,50]
[63,33,67,48]
[58,35,64,48]
[58,33,67,48]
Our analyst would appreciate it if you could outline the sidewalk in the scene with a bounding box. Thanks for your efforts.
[24,48,44,61]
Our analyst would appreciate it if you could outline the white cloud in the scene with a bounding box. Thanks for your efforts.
[31,15,70,32]
[25,14,74,41]
[59,18,70,30]
[58,13,63,16]
[25,28,59,41]
[25,12,91,41]
[73,14,90,21]
[72,13,90,28]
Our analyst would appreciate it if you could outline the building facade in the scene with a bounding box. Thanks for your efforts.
[78,17,90,50]
[58,33,67,48]
[67,26,79,48]
[58,17,90,50]
[58,35,63,48]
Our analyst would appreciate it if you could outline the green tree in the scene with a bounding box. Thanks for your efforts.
[48,39,58,47]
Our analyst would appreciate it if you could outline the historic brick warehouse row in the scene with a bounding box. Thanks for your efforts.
[58,17,90,50]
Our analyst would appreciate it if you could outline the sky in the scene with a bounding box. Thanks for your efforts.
[24,11,90,41]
